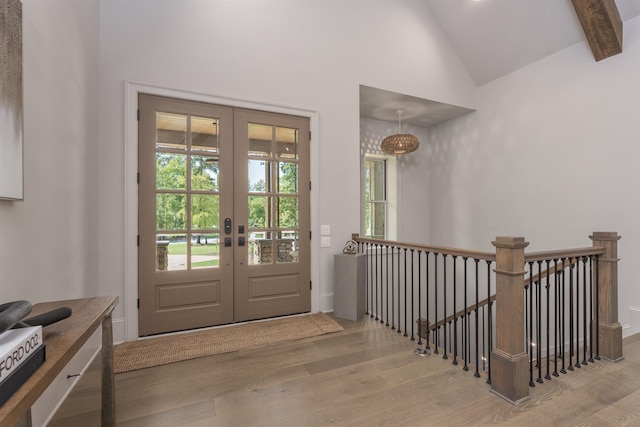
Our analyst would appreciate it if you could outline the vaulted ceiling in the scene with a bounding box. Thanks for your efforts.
[360,0,640,128]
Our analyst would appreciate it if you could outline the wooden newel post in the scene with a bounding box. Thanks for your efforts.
[491,236,530,404]
[590,231,623,362]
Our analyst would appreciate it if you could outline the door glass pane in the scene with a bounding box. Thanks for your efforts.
[248,196,269,228]
[249,231,272,265]
[277,162,297,194]
[191,116,219,153]
[276,231,298,264]
[248,123,271,157]
[191,194,219,230]
[156,194,186,230]
[191,233,219,269]
[276,127,297,159]
[156,112,187,150]
[248,160,268,192]
[277,196,298,228]
[156,153,186,190]
[156,233,187,271]
[191,156,219,191]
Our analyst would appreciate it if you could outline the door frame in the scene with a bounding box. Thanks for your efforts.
[124,81,320,341]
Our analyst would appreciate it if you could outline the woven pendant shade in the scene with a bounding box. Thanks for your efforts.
[380,109,420,155]
[381,133,420,154]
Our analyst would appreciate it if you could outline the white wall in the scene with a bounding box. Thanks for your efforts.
[97,0,477,337]
[411,16,640,336]
[0,0,101,424]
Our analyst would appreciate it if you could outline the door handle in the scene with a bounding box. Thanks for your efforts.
[224,237,232,247]
[224,218,232,234]
[238,237,246,247]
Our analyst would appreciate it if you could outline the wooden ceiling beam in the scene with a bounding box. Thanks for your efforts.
[571,0,623,61]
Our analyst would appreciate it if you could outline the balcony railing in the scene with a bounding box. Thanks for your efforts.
[351,232,623,403]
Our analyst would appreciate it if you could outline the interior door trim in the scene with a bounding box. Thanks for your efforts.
[123,81,320,342]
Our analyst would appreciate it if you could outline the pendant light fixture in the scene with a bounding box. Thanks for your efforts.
[380,109,420,155]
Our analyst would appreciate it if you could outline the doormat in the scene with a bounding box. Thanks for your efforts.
[113,313,343,373]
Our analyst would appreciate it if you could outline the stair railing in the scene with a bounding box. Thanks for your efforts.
[351,232,623,404]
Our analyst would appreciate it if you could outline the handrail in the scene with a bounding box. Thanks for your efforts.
[525,246,605,262]
[429,294,496,332]
[352,234,496,262]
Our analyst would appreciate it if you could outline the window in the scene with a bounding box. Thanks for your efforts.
[364,158,386,239]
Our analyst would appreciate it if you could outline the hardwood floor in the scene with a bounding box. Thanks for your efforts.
[50,316,640,426]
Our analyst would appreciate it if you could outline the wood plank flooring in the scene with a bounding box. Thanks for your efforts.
[49,316,640,426]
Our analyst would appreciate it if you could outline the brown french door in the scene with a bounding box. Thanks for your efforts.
[138,94,310,336]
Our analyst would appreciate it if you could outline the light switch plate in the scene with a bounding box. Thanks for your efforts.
[320,225,331,236]
[320,236,331,247]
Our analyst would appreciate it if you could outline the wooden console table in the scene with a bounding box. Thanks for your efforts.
[0,296,118,427]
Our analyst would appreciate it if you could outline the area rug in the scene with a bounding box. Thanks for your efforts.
[113,313,343,373]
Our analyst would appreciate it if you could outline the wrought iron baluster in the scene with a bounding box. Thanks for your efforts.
[560,258,567,374]
[474,258,480,378]
[385,245,390,327]
[545,259,552,381]
[443,254,448,360]
[452,256,458,366]
[529,262,535,387]
[391,245,396,330]
[582,257,588,365]
[426,252,431,350]
[418,250,423,345]
[397,248,402,334]
[403,248,408,337]
[463,257,468,370]
[434,253,439,353]
[568,259,575,371]
[411,249,415,341]
[486,260,492,384]
[536,261,543,384]
[588,255,594,363]
[553,259,560,377]
[575,257,581,369]
[595,255,600,360]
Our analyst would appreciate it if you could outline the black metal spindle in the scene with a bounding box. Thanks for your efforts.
[364,243,369,315]
[595,255,600,360]
[545,259,552,381]
[474,258,480,378]
[581,257,587,365]
[418,251,423,345]
[536,261,543,384]
[434,253,439,354]
[463,257,469,371]
[426,252,431,350]
[403,248,408,337]
[589,255,597,363]
[410,249,415,341]
[385,245,390,327]
[452,256,458,366]
[486,260,492,384]
[443,254,448,360]
[568,260,575,371]
[374,243,379,321]
[397,248,402,334]
[560,258,567,374]
[575,258,581,369]
[529,262,535,387]
[391,245,396,330]
[553,259,560,377]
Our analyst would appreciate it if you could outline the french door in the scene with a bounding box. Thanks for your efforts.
[138,94,310,336]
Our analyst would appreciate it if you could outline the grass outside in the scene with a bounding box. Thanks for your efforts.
[169,242,219,256]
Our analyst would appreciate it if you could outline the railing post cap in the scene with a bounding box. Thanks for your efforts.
[492,236,529,249]
[590,231,621,241]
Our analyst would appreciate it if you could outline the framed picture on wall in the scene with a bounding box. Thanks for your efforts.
[0,0,23,201]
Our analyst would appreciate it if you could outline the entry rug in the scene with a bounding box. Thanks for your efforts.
[113,313,343,373]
